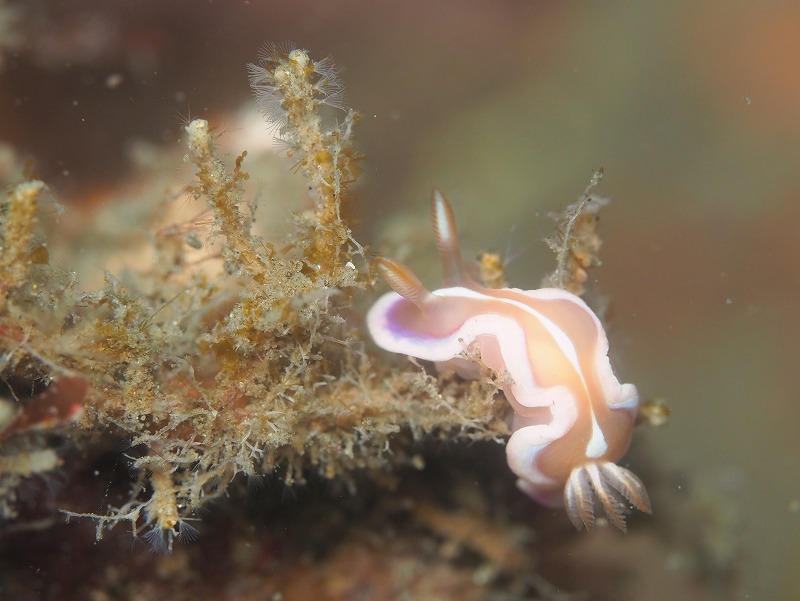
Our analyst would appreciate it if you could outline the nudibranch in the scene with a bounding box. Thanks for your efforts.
[367,189,650,532]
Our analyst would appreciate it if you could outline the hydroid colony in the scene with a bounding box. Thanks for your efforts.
[0,46,505,550]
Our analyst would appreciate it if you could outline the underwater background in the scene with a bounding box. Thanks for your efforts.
[1,0,798,599]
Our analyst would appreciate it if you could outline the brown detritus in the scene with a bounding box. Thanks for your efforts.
[0,377,86,520]
[0,448,60,478]
[637,399,671,428]
[478,251,508,289]
[412,499,529,573]
[0,376,86,442]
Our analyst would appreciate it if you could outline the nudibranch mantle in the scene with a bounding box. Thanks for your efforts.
[367,189,650,532]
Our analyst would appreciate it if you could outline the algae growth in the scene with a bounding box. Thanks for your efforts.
[0,46,506,550]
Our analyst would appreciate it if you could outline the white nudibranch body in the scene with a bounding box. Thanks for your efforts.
[367,189,650,532]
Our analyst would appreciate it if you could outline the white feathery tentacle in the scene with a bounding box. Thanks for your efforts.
[565,465,596,532]
[599,462,652,515]
[564,462,651,533]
